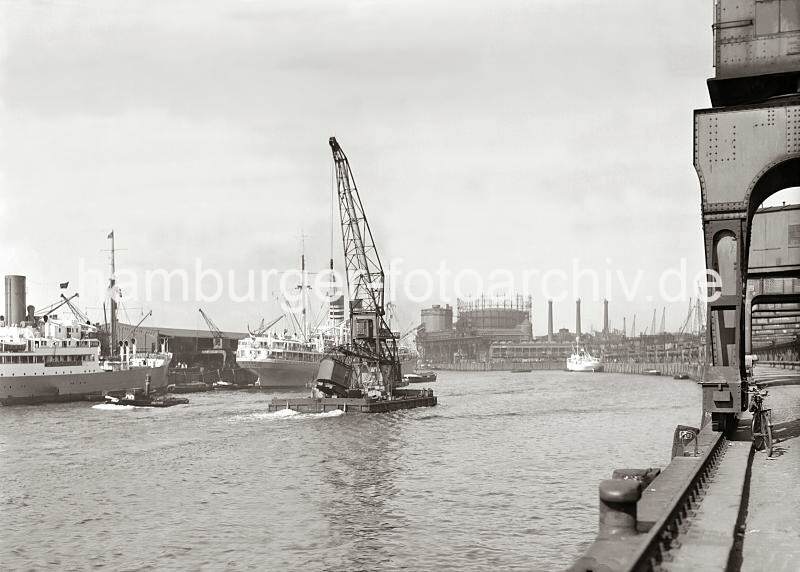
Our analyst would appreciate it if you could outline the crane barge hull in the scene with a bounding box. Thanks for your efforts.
[267,388,436,414]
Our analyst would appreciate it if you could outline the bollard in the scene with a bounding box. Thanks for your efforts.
[598,479,641,539]
[611,468,661,488]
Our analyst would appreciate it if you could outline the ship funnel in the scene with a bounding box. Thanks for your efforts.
[5,275,26,326]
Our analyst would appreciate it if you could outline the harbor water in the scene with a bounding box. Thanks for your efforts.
[0,371,700,571]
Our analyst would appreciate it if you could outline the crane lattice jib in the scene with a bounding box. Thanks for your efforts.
[328,137,400,388]
[329,137,384,316]
[199,308,223,338]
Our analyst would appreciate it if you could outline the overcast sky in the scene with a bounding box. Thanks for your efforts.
[1,0,722,335]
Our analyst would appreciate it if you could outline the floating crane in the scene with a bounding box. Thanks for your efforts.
[199,308,224,349]
[315,137,401,398]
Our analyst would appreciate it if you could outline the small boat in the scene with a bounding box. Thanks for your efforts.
[673,373,690,380]
[643,369,662,376]
[104,388,189,408]
[566,346,603,372]
[511,368,532,373]
[212,380,238,390]
[402,371,437,384]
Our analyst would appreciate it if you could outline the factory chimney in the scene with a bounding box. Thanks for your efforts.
[4,275,26,326]
[603,299,609,338]
[623,316,627,339]
[547,300,553,342]
[575,298,582,340]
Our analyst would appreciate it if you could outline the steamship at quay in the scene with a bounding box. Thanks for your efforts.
[235,250,338,390]
[236,333,323,389]
[0,242,172,405]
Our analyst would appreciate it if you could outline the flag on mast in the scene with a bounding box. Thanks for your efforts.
[59,282,69,289]
[107,230,114,239]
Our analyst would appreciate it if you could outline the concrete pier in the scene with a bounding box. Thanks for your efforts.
[740,366,800,572]
[571,364,800,571]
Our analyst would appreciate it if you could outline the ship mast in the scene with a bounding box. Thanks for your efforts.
[108,230,118,354]
[298,231,311,341]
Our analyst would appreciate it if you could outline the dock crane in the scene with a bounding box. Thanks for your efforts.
[247,314,285,337]
[199,308,224,349]
[315,137,401,398]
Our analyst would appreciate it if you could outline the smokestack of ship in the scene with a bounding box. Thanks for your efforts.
[575,298,582,340]
[603,299,609,338]
[5,275,26,326]
[547,300,553,342]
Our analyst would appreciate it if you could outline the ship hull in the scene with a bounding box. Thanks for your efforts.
[0,363,170,406]
[566,362,604,372]
[239,359,318,389]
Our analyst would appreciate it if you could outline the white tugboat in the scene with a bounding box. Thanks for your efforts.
[566,346,604,372]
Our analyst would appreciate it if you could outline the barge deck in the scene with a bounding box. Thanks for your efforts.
[268,388,436,414]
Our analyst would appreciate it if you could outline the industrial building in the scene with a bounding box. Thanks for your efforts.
[417,296,532,363]
[114,323,249,366]
[417,295,707,367]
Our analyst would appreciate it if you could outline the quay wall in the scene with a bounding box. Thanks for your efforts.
[432,361,702,378]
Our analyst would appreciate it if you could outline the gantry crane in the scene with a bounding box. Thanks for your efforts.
[315,137,401,397]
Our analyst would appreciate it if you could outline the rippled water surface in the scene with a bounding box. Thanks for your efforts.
[0,371,701,571]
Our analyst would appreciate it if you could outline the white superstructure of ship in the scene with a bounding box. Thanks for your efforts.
[566,344,604,372]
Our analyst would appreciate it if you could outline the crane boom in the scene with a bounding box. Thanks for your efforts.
[330,137,385,316]
[130,310,153,337]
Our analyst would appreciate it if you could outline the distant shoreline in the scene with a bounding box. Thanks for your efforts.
[429,361,702,379]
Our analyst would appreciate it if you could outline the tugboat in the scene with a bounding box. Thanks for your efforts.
[104,388,189,408]
[104,376,189,408]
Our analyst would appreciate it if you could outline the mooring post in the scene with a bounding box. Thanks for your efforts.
[598,479,641,538]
